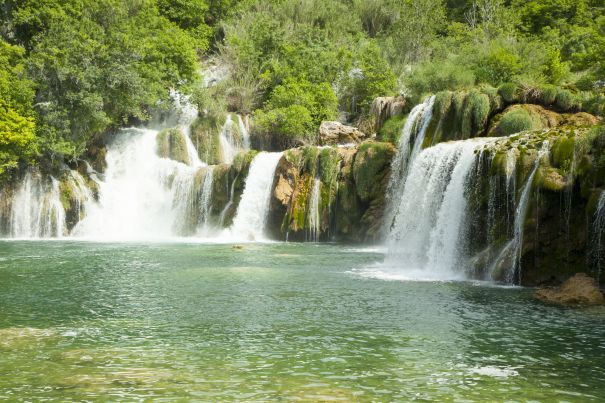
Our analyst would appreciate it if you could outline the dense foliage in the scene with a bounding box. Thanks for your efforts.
[0,0,214,175]
[0,0,604,175]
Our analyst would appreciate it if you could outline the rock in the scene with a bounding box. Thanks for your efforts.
[319,121,367,146]
[535,273,605,305]
[274,174,293,206]
[370,96,406,132]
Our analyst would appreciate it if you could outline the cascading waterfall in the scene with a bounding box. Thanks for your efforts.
[219,114,250,164]
[229,152,283,241]
[591,191,605,280]
[74,127,205,239]
[489,142,550,284]
[10,172,66,238]
[384,138,492,279]
[383,96,436,233]
[219,180,237,227]
[237,114,251,150]
[197,166,215,234]
[307,178,321,242]
[219,115,238,164]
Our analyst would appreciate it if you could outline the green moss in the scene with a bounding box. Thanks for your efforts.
[289,174,313,231]
[301,146,320,175]
[434,91,453,118]
[552,136,575,170]
[498,83,519,104]
[191,115,223,165]
[58,178,75,211]
[284,148,303,167]
[498,108,541,136]
[536,166,567,192]
[156,128,190,165]
[352,141,395,202]
[232,150,258,172]
[378,115,406,144]
[460,90,491,138]
[318,148,341,187]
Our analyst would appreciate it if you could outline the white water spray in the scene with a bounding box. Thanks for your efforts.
[10,172,65,238]
[383,96,436,233]
[383,138,491,280]
[307,178,321,242]
[229,152,283,241]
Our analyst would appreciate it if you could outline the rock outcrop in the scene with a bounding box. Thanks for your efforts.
[370,96,407,132]
[535,273,605,305]
[266,141,394,242]
[319,121,367,145]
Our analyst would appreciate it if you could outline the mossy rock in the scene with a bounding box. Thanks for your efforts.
[191,115,224,165]
[156,128,190,165]
[497,108,542,136]
[352,141,396,202]
[536,166,567,192]
[378,115,406,144]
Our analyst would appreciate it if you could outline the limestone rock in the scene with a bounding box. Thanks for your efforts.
[371,96,406,132]
[274,174,293,206]
[319,121,366,146]
[535,273,605,305]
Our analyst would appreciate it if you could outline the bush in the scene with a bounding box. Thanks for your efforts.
[498,108,540,135]
[378,115,406,144]
[555,89,577,111]
[498,83,520,104]
[405,60,475,97]
[474,46,522,86]
[253,105,315,149]
[461,90,491,137]
[538,84,557,105]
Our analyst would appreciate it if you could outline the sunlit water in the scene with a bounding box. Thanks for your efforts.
[1,241,605,401]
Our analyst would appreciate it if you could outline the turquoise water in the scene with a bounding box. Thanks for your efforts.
[1,241,604,401]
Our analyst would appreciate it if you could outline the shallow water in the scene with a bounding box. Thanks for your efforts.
[1,241,604,401]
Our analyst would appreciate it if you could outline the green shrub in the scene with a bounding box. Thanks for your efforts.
[461,90,491,137]
[253,105,315,149]
[555,89,577,111]
[498,83,520,104]
[378,115,406,144]
[405,60,475,96]
[538,84,557,105]
[498,109,539,136]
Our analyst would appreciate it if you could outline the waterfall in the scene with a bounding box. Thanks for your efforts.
[591,191,605,280]
[383,96,436,234]
[219,180,237,227]
[237,114,251,150]
[219,115,238,164]
[489,142,550,284]
[307,178,321,242]
[10,172,66,238]
[198,165,215,233]
[384,138,492,279]
[229,152,283,241]
[74,128,203,239]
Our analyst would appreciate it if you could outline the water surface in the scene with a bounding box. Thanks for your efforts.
[1,241,604,401]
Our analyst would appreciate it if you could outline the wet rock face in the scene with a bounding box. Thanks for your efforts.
[535,273,605,305]
[319,121,367,146]
[266,142,394,242]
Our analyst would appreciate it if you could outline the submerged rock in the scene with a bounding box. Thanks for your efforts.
[535,273,605,305]
[319,121,367,145]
